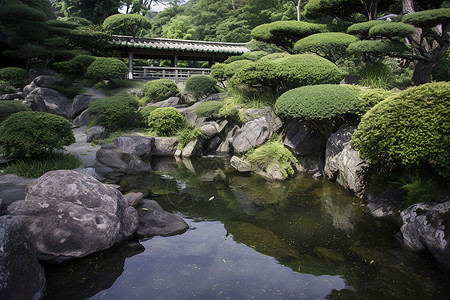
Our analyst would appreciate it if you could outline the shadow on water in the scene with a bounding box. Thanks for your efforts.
[45,156,450,300]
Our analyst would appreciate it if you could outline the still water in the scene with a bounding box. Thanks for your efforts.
[45,156,450,299]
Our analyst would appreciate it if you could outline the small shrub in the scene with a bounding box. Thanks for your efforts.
[217,102,239,120]
[347,20,385,37]
[224,60,253,79]
[86,57,128,82]
[369,22,416,38]
[257,52,289,62]
[0,111,75,158]
[0,67,28,88]
[185,75,219,100]
[50,85,86,99]
[399,174,439,209]
[53,54,96,79]
[3,152,81,178]
[142,79,179,103]
[137,105,158,123]
[195,101,225,118]
[349,86,394,116]
[177,126,205,147]
[210,63,226,80]
[0,101,31,123]
[356,61,395,89]
[88,95,139,130]
[0,80,16,93]
[351,82,450,180]
[145,107,185,136]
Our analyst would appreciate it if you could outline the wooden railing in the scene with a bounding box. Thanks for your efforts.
[130,66,211,79]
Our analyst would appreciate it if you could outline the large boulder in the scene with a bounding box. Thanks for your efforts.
[73,109,91,126]
[22,94,48,112]
[86,125,108,142]
[232,117,271,153]
[283,120,326,173]
[0,174,35,208]
[397,201,450,269]
[324,124,357,180]
[366,188,404,225]
[95,145,151,182]
[152,96,182,108]
[244,106,283,133]
[0,215,46,299]
[182,138,203,158]
[33,75,63,88]
[23,82,37,95]
[135,199,189,238]
[230,156,252,172]
[7,170,138,262]
[113,135,154,159]
[71,94,95,119]
[28,87,69,118]
[152,137,179,156]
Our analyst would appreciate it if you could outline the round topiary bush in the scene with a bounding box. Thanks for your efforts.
[53,54,96,79]
[137,105,158,124]
[86,57,128,82]
[142,79,179,103]
[0,67,28,88]
[145,107,185,136]
[0,101,31,123]
[185,75,219,100]
[351,82,450,179]
[0,111,75,158]
[195,101,225,118]
[88,95,139,130]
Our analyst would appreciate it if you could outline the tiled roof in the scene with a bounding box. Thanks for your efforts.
[111,35,249,54]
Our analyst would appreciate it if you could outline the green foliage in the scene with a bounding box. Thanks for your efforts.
[88,95,139,131]
[246,39,284,54]
[185,75,219,100]
[217,102,239,120]
[275,84,360,119]
[50,85,86,99]
[3,152,81,178]
[257,53,289,62]
[142,79,179,104]
[176,126,205,147]
[346,21,385,37]
[103,13,152,37]
[356,61,395,89]
[369,22,416,38]
[346,40,410,57]
[137,105,159,123]
[195,101,225,118]
[0,80,16,94]
[402,8,450,28]
[56,0,122,25]
[245,136,298,178]
[351,82,450,180]
[432,50,450,81]
[225,51,268,63]
[349,86,394,116]
[294,32,358,62]
[399,174,439,209]
[0,101,31,123]
[0,67,28,88]
[223,60,253,79]
[145,107,185,136]
[0,111,75,158]
[52,54,96,80]
[86,57,128,82]
[210,63,227,80]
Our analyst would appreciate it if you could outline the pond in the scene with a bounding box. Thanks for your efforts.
[44,156,450,299]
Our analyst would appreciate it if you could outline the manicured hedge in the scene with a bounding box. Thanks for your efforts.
[145,107,185,136]
[346,40,410,56]
[351,82,450,179]
[0,111,75,158]
[185,75,218,100]
[0,101,31,123]
[402,8,450,28]
[369,22,416,38]
[142,79,179,103]
[0,67,28,88]
[195,101,224,118]
[88,95,139,130]
[86,57,128,82]
[53,54,96,79]
[347,20,384,37]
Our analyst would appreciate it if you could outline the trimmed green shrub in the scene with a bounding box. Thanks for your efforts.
[145,107,185,136]
[347,21,384,37]
[177,126,205,147]
[142,79,179,103]
[369,22,416,38]
[86,57,128,82]
[432,49,450,81]
[195,101,225,118]
[0,101,31,123]
[257,53,289,62]
[275,84,360,119]
[224,60,253,79]
[53,54,96,79]
[346,40,410,57]
[293,32,358,62]
[0,111,75,158]
[137,105,159,123]
[402,8,450,28]
[351,82,450,179]
[348,86,394,116]
[250,23,274,43]
[224,51,267,63]
[211,63,227,80]
[356,61,395,89]
[185,75,219,100]
[88,95,139,130]
[0,80,16,93]
[103,13,151,37]
[0,67,28,88]
[217,102,239,120]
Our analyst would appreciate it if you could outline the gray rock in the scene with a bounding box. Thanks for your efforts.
[29,68,55,82]
[23,94,48,112]
[0,174,35,207]
[202,93,225,102]
[324,124,357,181]
[366,189,404,225]
[153,137,179,156]
[152,96,181,108]
[124,192,144,207]
[340,75,360,85]
[113,135,155,159]
[23,82,37,95]
[135,199,189,238]
[0,92,24,100]
[232,117,271,153]
[202,135,222,155]
[0,215,46,299]
[200,122,219,139]
[86,125,108,142]
[71,94,94,119]
[29,87,69,118]
[182,138,202,157]
[398,201,450,269]
[217,125,239,154]
[73,109,91,126]
[230,156,252,172]
[33,75,63,88]
[7,170,138,262]
[244,106,283,133]
[334,144,370,198]
[257,164,289,181]
[180,92,195,104]
[72,167,104,181]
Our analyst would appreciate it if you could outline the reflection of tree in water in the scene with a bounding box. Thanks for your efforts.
[44,241,144,300]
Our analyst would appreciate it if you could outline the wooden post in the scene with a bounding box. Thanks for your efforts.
[174,54,178,67]
[128,50,134,80]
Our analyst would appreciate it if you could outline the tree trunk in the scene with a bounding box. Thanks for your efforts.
[297,0,301,21]
[402,0,415,14]
[231,0,236,10]
[412,60,433,84]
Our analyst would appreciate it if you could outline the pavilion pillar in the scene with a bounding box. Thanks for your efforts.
[128,50,134,79]
[173,54,178,67]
